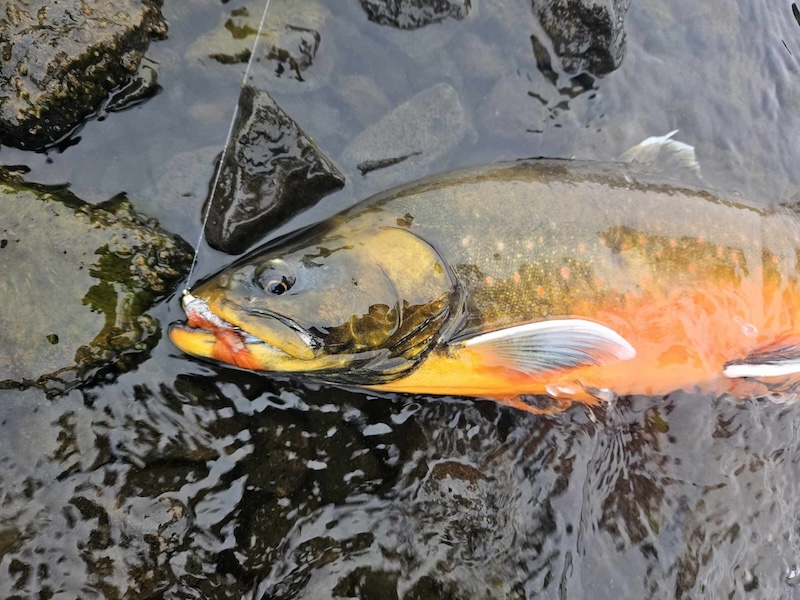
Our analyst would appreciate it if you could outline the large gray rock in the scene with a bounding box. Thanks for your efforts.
[358,0,472,29]
[203,86,345,254]
[0,0,167,150]
[532,0,632,76]
[0,172,192,393]
[340,83,470,183]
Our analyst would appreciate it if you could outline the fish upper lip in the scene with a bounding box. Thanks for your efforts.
[179,291,265,345]
[179,291,319,355]
[220,298,321,351]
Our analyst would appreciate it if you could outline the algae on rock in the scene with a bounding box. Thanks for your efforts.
[188,0,332,89]
[0,172,192,393]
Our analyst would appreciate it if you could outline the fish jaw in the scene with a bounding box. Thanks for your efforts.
[169,290,274,370]
[170,290,336,373]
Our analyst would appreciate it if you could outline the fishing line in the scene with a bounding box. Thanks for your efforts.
[185,0,274,289]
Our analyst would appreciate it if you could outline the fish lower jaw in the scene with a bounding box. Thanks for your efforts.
[169,323,276,371]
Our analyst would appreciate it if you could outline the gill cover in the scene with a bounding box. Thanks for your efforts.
[192,223,456,383]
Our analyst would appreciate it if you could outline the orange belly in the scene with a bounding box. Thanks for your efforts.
[371,280,800,404]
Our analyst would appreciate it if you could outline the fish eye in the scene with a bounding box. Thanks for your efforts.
[262,275,294,295]
[253,262,297,295]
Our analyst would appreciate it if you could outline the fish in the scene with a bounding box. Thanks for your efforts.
[169,158,800,413]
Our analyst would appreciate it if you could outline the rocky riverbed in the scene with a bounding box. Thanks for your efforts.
[2,0,800,598]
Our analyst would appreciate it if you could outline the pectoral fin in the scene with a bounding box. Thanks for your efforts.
[723,341,800,378]
[457,319,636,376]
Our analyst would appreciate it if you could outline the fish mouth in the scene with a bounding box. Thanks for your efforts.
[169,289,315,370]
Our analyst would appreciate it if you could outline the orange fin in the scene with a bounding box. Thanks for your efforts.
[490,384,616,415]
[492,395,573,415]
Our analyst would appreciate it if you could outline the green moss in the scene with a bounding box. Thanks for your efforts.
[0,170,192,394]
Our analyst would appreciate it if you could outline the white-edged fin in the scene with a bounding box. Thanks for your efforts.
[619,130,702,181]
[459,319,636,375]
[723,342,800,378]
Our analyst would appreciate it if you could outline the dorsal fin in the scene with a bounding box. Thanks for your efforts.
[457,319,636,376]
[619,130,702,183]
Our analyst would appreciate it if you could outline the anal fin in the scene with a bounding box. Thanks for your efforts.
[492,394,573,415]
[491,384,616,415]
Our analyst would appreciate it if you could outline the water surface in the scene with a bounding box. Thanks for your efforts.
[3,0,800,597]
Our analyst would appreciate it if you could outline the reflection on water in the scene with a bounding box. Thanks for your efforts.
[3,359,800,597]
[4,0,800,597]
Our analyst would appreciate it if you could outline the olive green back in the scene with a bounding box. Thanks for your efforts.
[337,161,800,337]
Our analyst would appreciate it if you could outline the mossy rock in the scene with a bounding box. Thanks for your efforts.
[0,171,192,394]
[0,0,166,149]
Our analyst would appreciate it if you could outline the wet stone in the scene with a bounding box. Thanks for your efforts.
[402,575,526,600]
[357,152,422,176]
[104,62,162,114]
[333,567,401,599]
[0,172,192,394]
[0,0,167,150]
[236,498,296,575]
[340,83,470,184]
[0,386,194,599]
[533,0,632,76]
[203,86,345,254]
[265,532,378,598]
[240,413,312,497]
[223,396,327,571]
[412,460,500,553]
[312,420,387,504]
[358,0,472,29]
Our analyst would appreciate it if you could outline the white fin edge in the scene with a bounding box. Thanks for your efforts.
[723,362,800,379]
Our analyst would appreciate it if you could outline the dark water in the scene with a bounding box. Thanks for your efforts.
[4,0,800,597]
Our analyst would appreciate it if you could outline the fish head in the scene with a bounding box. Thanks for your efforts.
[170,220,455,383]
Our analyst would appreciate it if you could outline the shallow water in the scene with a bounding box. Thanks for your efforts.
[4,0,800,597]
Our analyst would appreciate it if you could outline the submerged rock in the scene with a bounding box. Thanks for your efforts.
[532,0,632,76]
[478,75,549,139]
[340,83,469,182]
[358,0,472,29]
[451,31,510,81]
[332,75,392,128]
[0,172,191,394]
[0,0,167,150]
[188,0,333,90]
[203,86,344,255]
